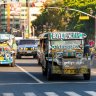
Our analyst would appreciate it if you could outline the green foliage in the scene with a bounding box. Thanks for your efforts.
[32,0,96,39]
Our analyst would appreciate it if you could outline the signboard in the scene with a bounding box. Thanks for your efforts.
[0,34,14,40]
[79,16,89,20]
[49,32,87,40]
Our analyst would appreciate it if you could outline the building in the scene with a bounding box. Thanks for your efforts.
[0,0,45,38]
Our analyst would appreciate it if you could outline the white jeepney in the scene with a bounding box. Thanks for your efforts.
[38,32,91,80]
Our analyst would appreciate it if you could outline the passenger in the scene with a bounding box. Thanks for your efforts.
[84,39,91,57]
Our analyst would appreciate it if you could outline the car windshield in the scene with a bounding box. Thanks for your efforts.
[50,39,84,49]
[19,40,36,45]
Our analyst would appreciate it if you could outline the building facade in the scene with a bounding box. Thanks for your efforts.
[0,0,44,38]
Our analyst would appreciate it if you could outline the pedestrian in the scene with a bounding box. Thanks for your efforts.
[84,38,91,57]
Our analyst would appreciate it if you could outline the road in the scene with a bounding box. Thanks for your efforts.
[0,56,96,96]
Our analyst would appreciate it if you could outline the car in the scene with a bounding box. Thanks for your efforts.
[16,39,39,59]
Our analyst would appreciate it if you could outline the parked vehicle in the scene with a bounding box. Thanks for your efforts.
[16,39,39,59]
[0,33,16,67]
[38,32,92,80]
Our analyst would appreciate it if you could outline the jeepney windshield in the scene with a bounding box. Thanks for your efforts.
[50,39,84,49]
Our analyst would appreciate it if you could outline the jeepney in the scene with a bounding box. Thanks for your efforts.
[0,33,16,67]
[38,32,91,80]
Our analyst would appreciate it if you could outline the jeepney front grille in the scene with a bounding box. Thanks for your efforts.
[27,48,31,50]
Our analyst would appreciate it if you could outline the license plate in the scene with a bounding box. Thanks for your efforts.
[27,51,31,53]
[64,69,76,74]
[0,56,4,60]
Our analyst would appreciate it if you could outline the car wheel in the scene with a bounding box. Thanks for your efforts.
[16,54,21,59]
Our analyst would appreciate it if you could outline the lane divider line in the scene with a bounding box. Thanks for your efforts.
[16,64,43,84]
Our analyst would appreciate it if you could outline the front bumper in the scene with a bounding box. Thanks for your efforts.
[18,50,37,56]
[0,60,13,64]
[52,66,90,74]
[49,57,91,75]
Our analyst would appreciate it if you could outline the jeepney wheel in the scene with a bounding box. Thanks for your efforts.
[42,67,47,76]
[83,69,91,80]
[47,64,52,81]
[11,56,15,67]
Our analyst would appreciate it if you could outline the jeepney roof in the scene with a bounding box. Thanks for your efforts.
[0,33,15,40]
[39,32,87,40]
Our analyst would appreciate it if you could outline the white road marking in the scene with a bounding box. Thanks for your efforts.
[85,91,96,96]
[1,91,96,96]
[16,64,43,84]
[44,92,59,96]
[2,93,14,96]
[1,80,96,85]
[64,91,82,96]
[24,92,37,96]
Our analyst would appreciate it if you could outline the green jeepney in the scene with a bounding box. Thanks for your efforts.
[38,32,91,80]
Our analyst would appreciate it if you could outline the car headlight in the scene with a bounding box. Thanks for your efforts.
[20,48,23,50]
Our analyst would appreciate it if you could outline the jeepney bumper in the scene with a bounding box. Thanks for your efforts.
[52,58,91,75]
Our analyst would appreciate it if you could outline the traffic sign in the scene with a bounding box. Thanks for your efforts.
[79,16,89,20]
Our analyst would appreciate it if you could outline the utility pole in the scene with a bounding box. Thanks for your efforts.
[26,0,30,38]
[95,15,96,46]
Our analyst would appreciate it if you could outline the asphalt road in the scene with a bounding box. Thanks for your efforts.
[0,56,96,96]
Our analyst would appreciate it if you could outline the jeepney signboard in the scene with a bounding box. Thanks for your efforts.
[0,34,14,40]
[49,32,86,49]
[49,32,87,40]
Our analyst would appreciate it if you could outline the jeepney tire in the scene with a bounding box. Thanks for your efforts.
[47,64,52,81]
[83,69,91,80]
[42,67,47,76]
[11,55,15,67]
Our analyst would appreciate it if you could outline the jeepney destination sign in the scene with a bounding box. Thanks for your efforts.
[49,32,86,40]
